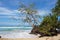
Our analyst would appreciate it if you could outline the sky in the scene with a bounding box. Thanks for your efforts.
[0,0,57,27]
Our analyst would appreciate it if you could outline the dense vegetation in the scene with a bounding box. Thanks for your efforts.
[19,0,60,37]
[30,14,58,37]
[30,0,60,37]
[39,14,58,37]
[52,0,60,16]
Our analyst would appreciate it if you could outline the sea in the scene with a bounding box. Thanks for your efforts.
[0,27,38,38]
[0,27,32,31]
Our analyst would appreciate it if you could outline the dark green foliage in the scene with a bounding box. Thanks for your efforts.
[30,14,58,37]
[38,0,60,36]
[52,0,60,16]
[39,14,58,36]
[18,1,60,37]
[57,21,60,29]
[52,0,60,28]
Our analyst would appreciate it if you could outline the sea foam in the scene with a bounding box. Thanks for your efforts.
[0,30,38,38]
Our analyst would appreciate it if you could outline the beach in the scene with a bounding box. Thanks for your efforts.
[0,30,60,40]
[0,34,60,40]
[0,30,39,38]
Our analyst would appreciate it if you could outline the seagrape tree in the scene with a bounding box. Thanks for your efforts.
[39,0,60,37]
[52,0,60,16]
[29,0,60,37]
[18,3,40,27]
[39,14,58,36]
[52,0,60,28]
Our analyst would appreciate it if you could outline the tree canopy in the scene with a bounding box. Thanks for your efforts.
[18,0,60,37]
[38,0,60,36]
[52,0,60,16]
[18,3,40,26]
[30,0,60,37]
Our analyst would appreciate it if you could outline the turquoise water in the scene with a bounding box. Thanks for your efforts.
[0,27,33,38]
[0,27,32,31]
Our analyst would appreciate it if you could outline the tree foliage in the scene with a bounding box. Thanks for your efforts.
[18,0,60,37]
[38,0,60,36]
[52,0,60,16]
[30,0,60,37]
[39,14,58,36]
[18,3,40,26]
[52,0,60,28]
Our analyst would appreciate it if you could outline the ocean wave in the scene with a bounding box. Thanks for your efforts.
[0,30,38,38]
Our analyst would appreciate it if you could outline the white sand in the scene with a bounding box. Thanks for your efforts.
[0,34,60,40]
[0,30,60,40]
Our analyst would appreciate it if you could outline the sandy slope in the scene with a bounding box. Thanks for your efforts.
[0,34,60,40]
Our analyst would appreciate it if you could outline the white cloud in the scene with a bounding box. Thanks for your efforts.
[36,10,50,16]
[0,7,14,15]
[0,22,20,25]
[0,7,51,26]
[13,10,21,13]
[0,7,50,20]
[0,7,25,19]
[0,7,21,15]
[12,16,25,19]
[0,22,29,26]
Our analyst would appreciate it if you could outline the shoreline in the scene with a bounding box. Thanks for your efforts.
[0,34,60,40]
[0,30,39,38]
[0,30,60,40]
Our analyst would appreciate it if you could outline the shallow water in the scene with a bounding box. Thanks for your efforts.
[0,30,38,38]
[0,27,32,31]
[0,27,38,38]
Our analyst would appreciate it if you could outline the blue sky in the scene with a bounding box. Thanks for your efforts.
[0,0,57,27]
